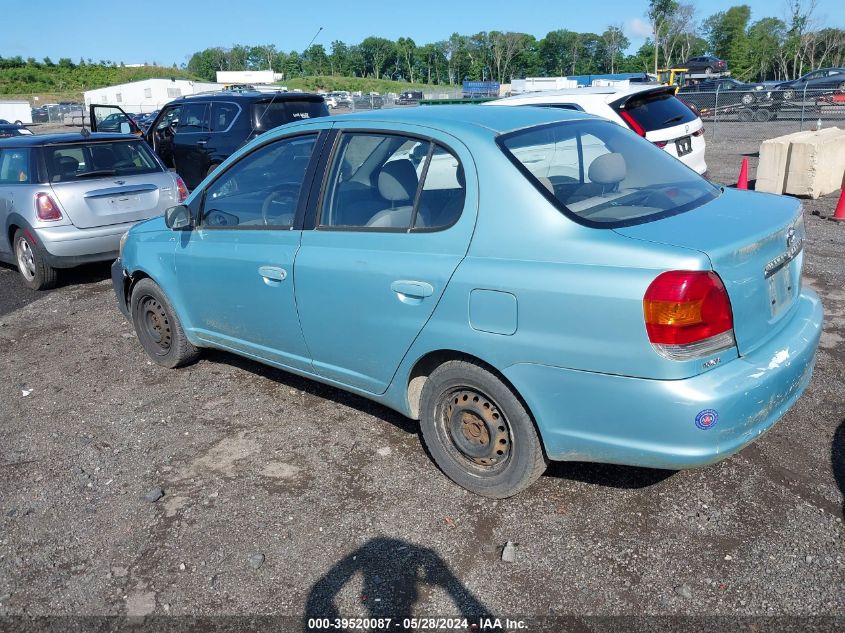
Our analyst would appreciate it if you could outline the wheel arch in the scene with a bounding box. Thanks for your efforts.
[405,349,537,427]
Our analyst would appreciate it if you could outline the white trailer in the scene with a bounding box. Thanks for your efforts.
[0,101,32,125]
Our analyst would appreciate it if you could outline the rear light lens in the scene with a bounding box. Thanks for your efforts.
[35,193,62,221]
[644,270,735,360]
[692,127,705,137]
[175,176,188,202]
[619,110,646,137]
[653,140,668,148]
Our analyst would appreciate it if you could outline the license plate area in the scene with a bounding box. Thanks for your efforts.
[767,265,796,317]
[676,136,692,156]
[110,195,141,212]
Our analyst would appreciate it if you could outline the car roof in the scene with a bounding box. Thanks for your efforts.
[490,84,668,106]
[0,132,139,147]
[320,104,595,136]
[174,90,324,103]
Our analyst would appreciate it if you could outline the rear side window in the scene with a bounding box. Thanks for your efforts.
[251,100,329,133]
[319,132,465,231]
[45,141,161,183]
[0,148,31,183]
[613,91,697,132]
[210,102,239,131]
[499,119,718,227]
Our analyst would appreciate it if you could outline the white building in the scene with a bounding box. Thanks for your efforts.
[216,70,283,85]
[510,77,579,95]
[83,79,225,113]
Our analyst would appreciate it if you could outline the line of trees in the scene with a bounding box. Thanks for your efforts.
[185,2,844,85]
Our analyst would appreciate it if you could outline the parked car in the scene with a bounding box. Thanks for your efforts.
[96,112,138,132]
[0,124,33,138]
[90,91,329,190]
[324,96,338,109]
[112,106,822,498]
[0,132,188,289]
[31,107,49,123]
[774,67,845,100]
[677,78,775,120]
[397,90,424,105]
[327,91,353,108]
[352,94,384,110]
[486,85,708,175]
[680,56,728,74]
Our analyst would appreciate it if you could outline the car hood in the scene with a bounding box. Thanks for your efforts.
[129,215,168,234]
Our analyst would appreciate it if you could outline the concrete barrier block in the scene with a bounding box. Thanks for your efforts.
[783,127,845,199]
[756,130,816,194]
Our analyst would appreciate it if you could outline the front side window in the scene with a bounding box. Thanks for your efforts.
[0,148,31,184]
[45,141,161,182]
[201,134,317,228]
[319,132,465,231]
[499,119,719,227]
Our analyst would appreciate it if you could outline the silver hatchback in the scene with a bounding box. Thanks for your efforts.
[0,132,186,289]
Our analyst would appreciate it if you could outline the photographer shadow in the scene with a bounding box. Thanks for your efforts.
[303,537,495,632]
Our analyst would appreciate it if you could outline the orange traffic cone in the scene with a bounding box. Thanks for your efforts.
[736,158,749,190]
[831,181,845,222]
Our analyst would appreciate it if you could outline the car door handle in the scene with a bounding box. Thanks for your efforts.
[196,139,208,146]
[391,280,434,298]
[258,266,287,285]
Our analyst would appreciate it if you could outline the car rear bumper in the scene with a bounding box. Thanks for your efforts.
[502,289,823,469]
[33,222,133,268]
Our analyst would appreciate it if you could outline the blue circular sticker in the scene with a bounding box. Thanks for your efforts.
[695,409,719,430]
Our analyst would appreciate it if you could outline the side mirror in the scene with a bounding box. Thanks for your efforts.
[165,204,192,230]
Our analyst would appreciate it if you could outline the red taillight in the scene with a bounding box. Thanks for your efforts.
[619,110,646,137]
[653,140,668,148]
[35,193,62,221]
[644,271,734,349]
[176,176,188,202]
[692,127,705,137]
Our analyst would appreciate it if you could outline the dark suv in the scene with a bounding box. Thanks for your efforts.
[90,91,328,189]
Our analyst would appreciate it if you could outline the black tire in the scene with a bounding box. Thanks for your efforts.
[13,229,57,290]
[753,109,773,122]
[741,93,754,105]
[838,81,845,93]
[704,66,714,75]
[419,360,547,498]
[738,109,754,122]
[130,278,199,368]
[783,89,795,100]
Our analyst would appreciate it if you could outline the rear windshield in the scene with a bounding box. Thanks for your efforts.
[499,119,718,227]
[613,90,697,132]
[45,140,162,183]
[251,100,328,132]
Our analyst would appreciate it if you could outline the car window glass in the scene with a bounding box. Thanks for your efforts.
[178,103,210,132]
[501,119,718,226]
[45,141,160,182]
[0,148,31,184]
[211,102,239,131]
[157,106,181,130]
[320,133,430,230]
[415,145,466,229]
[201,134,317,229]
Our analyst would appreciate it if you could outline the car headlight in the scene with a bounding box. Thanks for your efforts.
[119,231,128,258]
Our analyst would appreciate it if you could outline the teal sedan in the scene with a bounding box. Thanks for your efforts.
[112,105,822,498]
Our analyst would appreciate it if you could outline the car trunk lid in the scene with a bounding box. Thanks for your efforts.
[614,188,805,356]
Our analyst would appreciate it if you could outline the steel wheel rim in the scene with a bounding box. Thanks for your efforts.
[436,387,512,475]
[139,296,172,354]
[15,237,36,281]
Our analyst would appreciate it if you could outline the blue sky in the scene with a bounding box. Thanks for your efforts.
[3,0,844,65]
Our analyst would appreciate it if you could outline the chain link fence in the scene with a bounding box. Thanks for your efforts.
[676,86,845,139]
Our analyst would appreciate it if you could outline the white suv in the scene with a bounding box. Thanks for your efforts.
[485,85,708,175]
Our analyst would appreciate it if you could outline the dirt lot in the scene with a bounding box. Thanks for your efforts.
[0,121,844,631]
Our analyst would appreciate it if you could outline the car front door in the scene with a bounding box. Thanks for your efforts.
[174,131,326,372]
[293,126,477,394]
[146,104,182,168]
[173,102,211,189]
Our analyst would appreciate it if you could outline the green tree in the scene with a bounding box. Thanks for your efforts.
[359,36,395,79]
[703,5,752,78]
[648,0,680,73]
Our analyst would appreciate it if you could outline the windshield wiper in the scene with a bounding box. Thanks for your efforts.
[661,115,685,125]
[75,169,117,178]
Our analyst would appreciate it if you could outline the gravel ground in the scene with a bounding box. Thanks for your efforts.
[0,121,843,631]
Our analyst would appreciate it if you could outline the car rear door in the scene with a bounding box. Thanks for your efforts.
[293,125,477,394]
